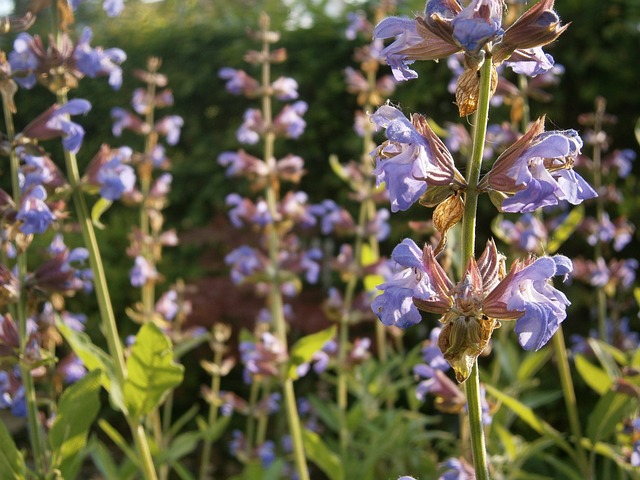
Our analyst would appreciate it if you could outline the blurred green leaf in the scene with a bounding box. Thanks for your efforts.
[0,415,26,479]
[124,323,185,418]
[288,326,336,379]
[98,419,140,467]
[516,349,552,382]
[547,205,584,254]
[49,370,102,480]
[485,384,575,461]
[587,390,634,442]
[574,354,612,395]
[56,319,126,413]
[302,428,344,480]
[91,197,112,229]
[195,414,231,442]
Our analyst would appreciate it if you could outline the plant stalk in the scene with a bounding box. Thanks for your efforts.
[58,92,158,480]
[460,56,493,480]
[3,93,49,474]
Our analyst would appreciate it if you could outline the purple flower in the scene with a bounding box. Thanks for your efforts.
[371,239,442,328]
[505,46,555,76]
[274,101,308,139]
[438,457,475,480]
[372,17,424,81]
[451,0,505,52]
[370,104,465,212]
[224,246,264,284]
[0,369,26,417]
[345,11,371,40]
[57,354,87,383]
[17,185,56,234]
[130,256,158,287]
[111,107,150,136]
[237,108,263,144]
[97,158,136,201]
[73,27,126,90]
[155,115,183,145]
[22,100,92,154]
[271,76,299,101]
[481,117,597,213]
[8,33,38,89]
[103,0,125,16]
[219,67,260,97]
[484,255,572,351]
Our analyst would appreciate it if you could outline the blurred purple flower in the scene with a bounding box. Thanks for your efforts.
[17,185,56,235]
[155,115,183,145]
[219,67,260,97]
[22,100,92,154]
[272,76,299,101]
[130,255,158,287]
[225,246,265,284]
[274,101,308,139]
[74,27,126,90]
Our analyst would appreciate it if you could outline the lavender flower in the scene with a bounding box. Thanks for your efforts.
[155,115,184,145]
[370,104,466,212]
[22,100,92,154]
[480,117,597,213]
[130,256,158,287]
[73,27,126,90]
[17,185,56,235]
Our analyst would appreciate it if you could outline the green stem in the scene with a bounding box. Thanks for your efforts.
[258,14,309,480]
[3,94,48,474]
[198,345,223,480]
[552,327,591,478]
[460,56,493,480]
[590,97,607,342]
[57,92,158,480]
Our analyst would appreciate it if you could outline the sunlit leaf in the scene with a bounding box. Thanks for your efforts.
[123,323,185,418]
[547,205,583,254]
[288,325,336,379]
[574,354,612,395]
[91,197,113,229]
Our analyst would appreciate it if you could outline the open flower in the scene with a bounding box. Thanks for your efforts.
[370,104,466,212]
[372,238,572,381]
[480,116,597,212]
[374,0,568,114]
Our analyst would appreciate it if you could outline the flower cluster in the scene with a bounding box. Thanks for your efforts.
[373,238,572,381]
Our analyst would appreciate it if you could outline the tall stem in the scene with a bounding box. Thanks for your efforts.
[590,97,607,341]
[57,92,158,480]
[460,56,493,480]
[3,93,48,474]
[551,327,591,478]
[258,14,309,480]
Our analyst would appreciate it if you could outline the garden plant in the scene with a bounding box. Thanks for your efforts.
[0,0,639,479]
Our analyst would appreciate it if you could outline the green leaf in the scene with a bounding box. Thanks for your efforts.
[288,326,336,380]
[195,414,231,443]
[98,419,140,466]
[574,354,612,395]
[56,319,126,413]
[360,243,378,267]
[91,197,112,229]
[302,428,344,480]
[516,349,551,382]
[49,370,102,480]
[587,390,634,442]
[0,416,26,479]
[328,154,350,184]
[484,384,573,456]
[547,205,583,254]
[123,323,185,418]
